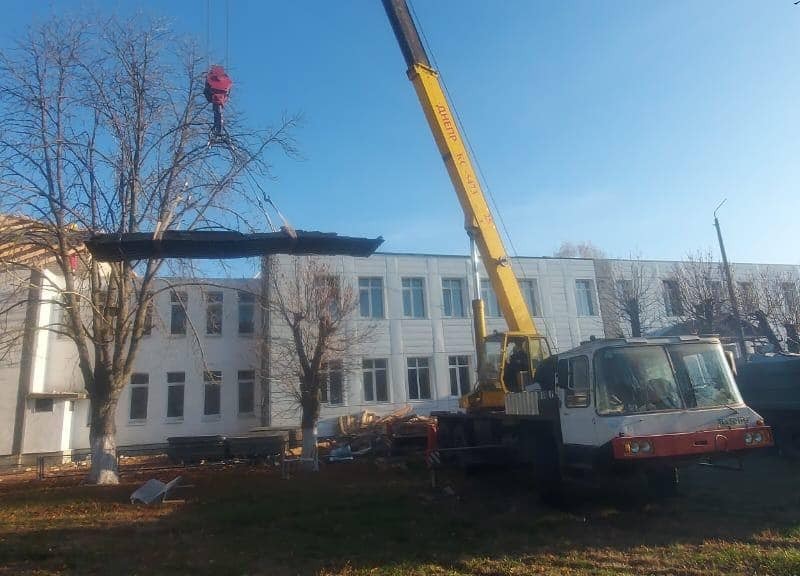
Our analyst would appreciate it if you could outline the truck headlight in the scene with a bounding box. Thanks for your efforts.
[744,433,753,445]
[640,441,653,453]
[630,442,640,454]
[753,432,763,444]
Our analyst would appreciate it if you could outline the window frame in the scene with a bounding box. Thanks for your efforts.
[203,370,222,418]
[205,290,224,335]
[574,279,598,317]
[170,290,188,336]
[448,354,471,397]
[401,277,427,319]
[358,277,385,319]
[237,291,256,335]
[519,278,542,318]
[407,357,432,400]
[166,371,185,421]
[663,279,683,317]
[129,372,149,422]
[237,369,256,416]
[560,356,590,408]
[320,360,345,406]
[441,278,466,318]
[479,278,502,317]
[362,358,389,403]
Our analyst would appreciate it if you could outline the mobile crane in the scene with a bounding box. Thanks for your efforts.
[381,0,773,493]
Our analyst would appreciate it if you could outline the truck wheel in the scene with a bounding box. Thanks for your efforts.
[647,467,679,497]
[533,436,563,506]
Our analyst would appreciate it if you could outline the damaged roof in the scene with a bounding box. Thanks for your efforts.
[84,230,384,262]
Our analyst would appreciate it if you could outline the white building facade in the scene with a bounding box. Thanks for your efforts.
[3,252,799,459]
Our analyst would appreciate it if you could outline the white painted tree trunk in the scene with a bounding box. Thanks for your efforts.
[301,426,319,471]
[88,430,119,484]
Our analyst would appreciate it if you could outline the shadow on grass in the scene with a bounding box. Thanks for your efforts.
[0,455,799,575]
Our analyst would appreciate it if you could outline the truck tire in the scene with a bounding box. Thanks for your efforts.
[533,435,563,505]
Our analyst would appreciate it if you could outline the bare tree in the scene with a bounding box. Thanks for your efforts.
[264,256,373,468]
[0,15,296,483]
[749,269,800,353]
[672,251,728,335]
[554,241,606,259]
[601,257,660,337]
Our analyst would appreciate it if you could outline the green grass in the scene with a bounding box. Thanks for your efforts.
[0,455,798,575]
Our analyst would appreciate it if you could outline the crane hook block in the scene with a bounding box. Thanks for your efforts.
[204,65,232,108]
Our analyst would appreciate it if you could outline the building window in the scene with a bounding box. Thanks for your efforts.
[402,277,426,318]
[315,275,341,317]
[203,371,222,416]
[166,372,185,419]
[575,280,597,316]
[142,292,154,336]
[738,281,755,313]
[170,291,187,335]
[129,373,149,421]
[480,279,501,317]
[448,355,471,397]
[441,278,465,318]
[320,361,344,405]
[520,279,542,317]
[33,398,54,413]
[238,291,256,334]
[407,357,431,400]
[663,280,683,317]
[206,291,223,335]
[359,277,384,318]
[238,370,255,415]
[782,282,798,312]
[362,359,389,402]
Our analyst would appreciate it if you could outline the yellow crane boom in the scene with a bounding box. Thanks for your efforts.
[381,0,536,336]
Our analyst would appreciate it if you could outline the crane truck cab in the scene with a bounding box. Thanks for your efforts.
[524,335,772,476]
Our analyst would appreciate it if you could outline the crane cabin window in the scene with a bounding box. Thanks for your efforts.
[402,278,426,318]
[560,356,590,408]
[441,279,465,317]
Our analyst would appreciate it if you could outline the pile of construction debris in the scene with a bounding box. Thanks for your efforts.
[328,405,434,461]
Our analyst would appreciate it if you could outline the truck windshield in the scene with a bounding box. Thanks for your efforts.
[595,346,682,415]
[595,343,740,415]
[667,343,739,408]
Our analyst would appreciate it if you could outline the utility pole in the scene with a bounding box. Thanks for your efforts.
[714,199,747,358]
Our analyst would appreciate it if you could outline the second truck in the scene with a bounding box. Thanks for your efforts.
[381,0,773,493]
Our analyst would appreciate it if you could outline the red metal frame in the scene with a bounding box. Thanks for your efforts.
[611,426,773,460]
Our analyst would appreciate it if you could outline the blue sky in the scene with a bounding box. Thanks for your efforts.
[4,1,800,264]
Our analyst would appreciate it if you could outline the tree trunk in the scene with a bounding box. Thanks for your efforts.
[87,375,120,485]
[300,388,320,471]
[629,303,642,337]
